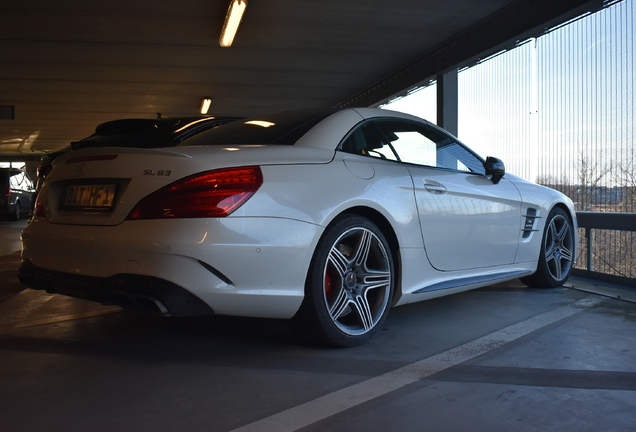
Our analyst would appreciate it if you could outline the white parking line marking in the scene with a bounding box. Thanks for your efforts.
[231,297,605,432]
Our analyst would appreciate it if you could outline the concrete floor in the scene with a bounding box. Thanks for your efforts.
[1,219,635,432]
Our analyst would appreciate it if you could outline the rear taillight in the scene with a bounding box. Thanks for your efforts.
[127,166,263,220]
[5,186,10,197]
[34,195,45,217]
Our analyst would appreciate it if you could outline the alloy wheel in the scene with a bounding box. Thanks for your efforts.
[544,214,574,282]
[323,227,392,336]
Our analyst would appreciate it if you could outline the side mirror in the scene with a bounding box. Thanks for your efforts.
[485,156,505,184]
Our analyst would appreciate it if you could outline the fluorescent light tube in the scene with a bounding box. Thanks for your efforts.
[220,0,247,47]
[200,98,212,114]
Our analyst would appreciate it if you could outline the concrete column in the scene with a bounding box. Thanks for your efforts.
[436,70,458,136]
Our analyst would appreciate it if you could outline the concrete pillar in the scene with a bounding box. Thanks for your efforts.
[436,70,458,136]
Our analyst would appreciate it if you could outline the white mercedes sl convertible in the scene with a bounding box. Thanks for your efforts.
[19,108,577,346]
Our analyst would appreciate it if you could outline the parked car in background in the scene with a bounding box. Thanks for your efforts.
[31,115,244,215]
[20,108,577,347]
[1,167,34,220]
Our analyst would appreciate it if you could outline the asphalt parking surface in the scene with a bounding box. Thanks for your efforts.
[1,219,635,432]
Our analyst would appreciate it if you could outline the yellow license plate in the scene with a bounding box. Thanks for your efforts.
[62,184,116,209]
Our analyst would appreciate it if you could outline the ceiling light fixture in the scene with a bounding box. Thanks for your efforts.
[200,98,212,114]
[219,0,248,47]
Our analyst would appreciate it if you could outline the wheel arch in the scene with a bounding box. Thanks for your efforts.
[552,202,575,221]
[334,205,403,306]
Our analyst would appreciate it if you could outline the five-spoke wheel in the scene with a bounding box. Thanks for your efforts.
[292,215,394,347]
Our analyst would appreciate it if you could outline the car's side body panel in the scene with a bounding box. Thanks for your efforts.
[506,173,579,265]
[407,168,522,271]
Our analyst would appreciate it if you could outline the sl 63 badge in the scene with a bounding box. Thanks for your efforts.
[143,170,172,176]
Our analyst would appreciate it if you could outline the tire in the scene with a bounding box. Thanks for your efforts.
[10,200,21,221]
[521,207,575,288]
[292,214,394,347]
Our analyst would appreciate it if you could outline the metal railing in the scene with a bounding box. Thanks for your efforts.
[574,211,636,287]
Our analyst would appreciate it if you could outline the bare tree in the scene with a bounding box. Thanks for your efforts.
[536,152,608,211]
[575,152,609,211]
[614,146,636,213]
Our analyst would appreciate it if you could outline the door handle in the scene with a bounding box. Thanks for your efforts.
[424,182,447,194]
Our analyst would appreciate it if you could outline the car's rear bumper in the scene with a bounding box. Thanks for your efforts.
[20,217,321,318]
[18,259,214,316]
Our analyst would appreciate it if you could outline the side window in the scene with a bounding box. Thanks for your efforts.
[374,120,485,174]
[339,123,398,161]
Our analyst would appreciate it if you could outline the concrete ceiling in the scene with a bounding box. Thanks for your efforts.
[0,0,602,157]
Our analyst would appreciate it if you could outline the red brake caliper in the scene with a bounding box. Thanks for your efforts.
[324,270,333,298]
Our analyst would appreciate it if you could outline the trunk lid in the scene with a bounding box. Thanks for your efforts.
[39,145,333,225]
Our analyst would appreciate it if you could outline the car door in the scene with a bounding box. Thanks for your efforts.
[373,119,522,271]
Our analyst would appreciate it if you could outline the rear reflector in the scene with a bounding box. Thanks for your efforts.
[127,166,263,219]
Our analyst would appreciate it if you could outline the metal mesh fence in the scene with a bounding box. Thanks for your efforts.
[458,0,635,214]
[386,0,635,279]
[458,0,635,279]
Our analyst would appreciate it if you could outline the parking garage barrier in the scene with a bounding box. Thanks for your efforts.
[574,211,636,288]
